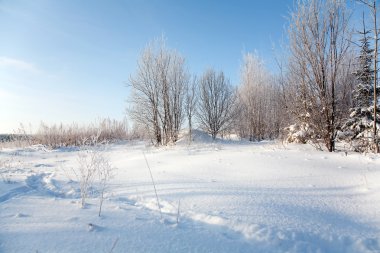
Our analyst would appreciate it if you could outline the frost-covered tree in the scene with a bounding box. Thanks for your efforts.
[129,43,161,145]
[236,53,281,141]
[129,38,189,145]
[185,76,197,143]
[167,52,189,142]
[197,69,236,140]
[286,0,352,152]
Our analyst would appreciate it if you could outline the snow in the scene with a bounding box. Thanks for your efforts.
[0,139,380,252]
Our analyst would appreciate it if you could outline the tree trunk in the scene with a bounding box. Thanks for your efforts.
[373,1,379,153]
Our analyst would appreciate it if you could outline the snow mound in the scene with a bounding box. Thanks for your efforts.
[23,144,51,153]
[176,129,246,147]
[26,173,80,198]
[177,129,216,144]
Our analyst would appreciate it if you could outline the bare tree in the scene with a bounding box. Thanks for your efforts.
[129,43,162,145]
[185,76,197,143]
[168,53,189,142]
[287,0,352,151]
[197,69,236,139]
[237,53,282,141]
[129,38,188,145]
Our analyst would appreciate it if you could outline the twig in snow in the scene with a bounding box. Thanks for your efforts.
[109,237,119,253]
[142,151,162,219]
[98,156,114,217]
[176,199,181,224]
[363,173,369,189]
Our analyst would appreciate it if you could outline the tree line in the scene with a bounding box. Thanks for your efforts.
[128,0,380,153]
[128,39,282,145]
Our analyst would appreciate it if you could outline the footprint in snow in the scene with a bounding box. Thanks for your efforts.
[135,216,149,221]
[114,197,137,206]
[14,213,29,218]
[113,205,122,210]
[222,231,240,240]
[66,217,79,222]
[34,164,53,168]
[162,218,178,226]
[87,223,103,232]
[114,205,131,211]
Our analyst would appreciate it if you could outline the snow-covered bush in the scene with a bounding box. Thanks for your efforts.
[76,150,99,208]
[283,112,318,145]
[75,148,114,209]
[97,155,114,217]
[338,106,380,152]
[0,157,13,183]
[284,123,310,144]
[0,153,23,184]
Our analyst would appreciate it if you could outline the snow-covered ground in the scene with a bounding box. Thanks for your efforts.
[0,135,379,253]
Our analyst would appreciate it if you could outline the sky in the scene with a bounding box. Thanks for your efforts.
[0,0,305,133]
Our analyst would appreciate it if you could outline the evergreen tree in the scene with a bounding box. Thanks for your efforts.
[352,19,374,108]
[339,15,380,152]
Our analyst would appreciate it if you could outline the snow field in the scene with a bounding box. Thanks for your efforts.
[0,140,379,252]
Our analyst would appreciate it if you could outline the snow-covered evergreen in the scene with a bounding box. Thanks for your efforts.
[352,22,374,108]
[339,22,380,152]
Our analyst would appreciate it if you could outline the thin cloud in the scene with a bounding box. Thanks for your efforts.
[0,56,41,74]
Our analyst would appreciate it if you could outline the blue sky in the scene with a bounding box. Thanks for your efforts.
[1,0,300,133]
